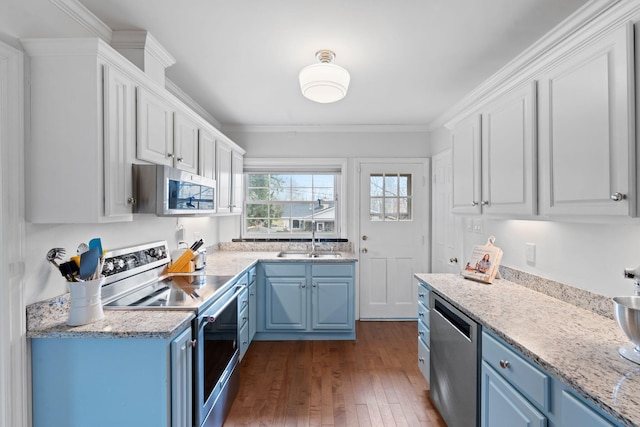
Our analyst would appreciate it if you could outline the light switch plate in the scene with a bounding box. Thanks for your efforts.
[526,243,536,264]
[473,218,483,233]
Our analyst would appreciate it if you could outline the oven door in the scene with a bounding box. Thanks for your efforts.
[195,284,243,427]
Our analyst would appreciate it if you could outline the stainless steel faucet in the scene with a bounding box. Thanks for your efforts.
[624,265,640,295]
[310,221,317,255]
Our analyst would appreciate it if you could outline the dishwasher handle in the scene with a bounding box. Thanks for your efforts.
[433,297,472,340]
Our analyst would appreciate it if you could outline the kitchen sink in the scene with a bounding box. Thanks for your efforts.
[276,251,342,259]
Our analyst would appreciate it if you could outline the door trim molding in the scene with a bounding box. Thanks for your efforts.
[0,41,28,427]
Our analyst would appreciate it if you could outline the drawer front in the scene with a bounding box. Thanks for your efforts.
[239,304,249,329]
[417,303,429,328]
[239,322,249,361]
[262,263,306,277]
[418,318,430,346]
[417,282,430,307]
[482,331,551,411]
[238,288,249,314]
[311,263,354,277]
[418,337,430,385]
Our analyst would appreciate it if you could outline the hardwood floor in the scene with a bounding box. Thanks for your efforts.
[224,321,446,426]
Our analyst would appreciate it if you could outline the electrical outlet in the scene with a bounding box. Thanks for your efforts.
[194,231,201,241]
[526,243,536,264]
[465,218,473,232]
[177,226,186,242]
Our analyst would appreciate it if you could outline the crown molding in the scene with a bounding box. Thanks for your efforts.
[165,78,221,129]
[50,0,113,43]
[111,30,176,69]
[222,124,430,134]
[430,0,628,131]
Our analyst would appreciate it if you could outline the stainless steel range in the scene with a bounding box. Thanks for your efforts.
[100,241,243,427]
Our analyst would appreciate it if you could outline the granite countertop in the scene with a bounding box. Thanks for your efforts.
[27,247,357,339]
[415,273,640,427]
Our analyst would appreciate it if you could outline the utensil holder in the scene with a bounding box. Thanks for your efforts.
[67,277,105,326]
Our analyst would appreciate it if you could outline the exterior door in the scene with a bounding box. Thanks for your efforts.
[431,150,458,273]
[358,160,429,319]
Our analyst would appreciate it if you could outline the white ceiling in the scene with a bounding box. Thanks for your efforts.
[3,0,590,129]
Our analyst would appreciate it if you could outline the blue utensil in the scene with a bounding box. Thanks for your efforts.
[88,238,102,254]
[79,246,100,280]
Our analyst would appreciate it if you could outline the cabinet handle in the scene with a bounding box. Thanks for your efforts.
[312,283,317,287]
[611,192,626,202]
[177,157,184,163]
[361,248,368,254]
[499,359,510,369]
[418,330,424,336]
[481,200,489,206]
[167,153,175,159]
[127,197,136,205]
[418,312,424,317]
[418,293,425,297]
[301,284,306,288]
[418,357,425,363]
[189,339,197,348]
[471,201,478,206]
[250,292,255,296]
[449,257,458,263]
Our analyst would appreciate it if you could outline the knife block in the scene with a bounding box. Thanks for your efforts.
[67,277,105,326]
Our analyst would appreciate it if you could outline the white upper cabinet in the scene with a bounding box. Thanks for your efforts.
[103,64,137,221]
[216,141,244,214]
[23,39,137,223]
[173,110,199,173]
[198,129,216,180]
[538,24,634,217]
[451,114,482,214]
[481,82,537,216]
[136,86,175,167]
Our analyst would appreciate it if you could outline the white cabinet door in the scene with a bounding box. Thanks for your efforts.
[231,150,244,214]
[538,24,634,217]
[216,142,233,214]
[173,111,199,173]
[451,114,482,214]
[137,86,174,167]
[103,64,136,221]
[481,82,537,216]
[198,129,216,180]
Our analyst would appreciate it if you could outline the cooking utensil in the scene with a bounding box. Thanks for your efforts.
[88,238,102,254]
[79,246,100,280]
[45,247,66,268]
[77,243,89,255]
[59,260,80,282]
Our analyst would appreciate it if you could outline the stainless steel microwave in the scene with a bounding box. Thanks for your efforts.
[132,164,216,216]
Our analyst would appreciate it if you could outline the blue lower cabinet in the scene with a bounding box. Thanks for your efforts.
[481,330,621,427]
[481,361,546,427]
[416,281,430,386]
[256,262,355,340]
[32,326,193,427]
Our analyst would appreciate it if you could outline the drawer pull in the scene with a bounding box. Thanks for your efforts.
[418,293,425,298]
[418,312,424,317]
[418,357,425,364]
[499,359,511,369]
[418,330,424,336]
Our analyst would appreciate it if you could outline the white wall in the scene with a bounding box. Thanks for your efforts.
[25,215,221,304]
[430,127,640,298]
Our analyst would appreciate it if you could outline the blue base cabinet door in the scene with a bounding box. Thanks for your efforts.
[481,361,547,427]
[265,277,307,330]
[561,390,616,427]
[312,277,353,329]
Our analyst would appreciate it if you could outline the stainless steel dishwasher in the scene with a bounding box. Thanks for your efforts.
[430,291,479,427]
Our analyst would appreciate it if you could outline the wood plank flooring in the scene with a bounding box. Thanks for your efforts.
[224,321,446,427]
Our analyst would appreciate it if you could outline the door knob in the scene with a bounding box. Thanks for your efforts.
[362,235,368,240]
[361,248,368,254]
[611,192,626,201]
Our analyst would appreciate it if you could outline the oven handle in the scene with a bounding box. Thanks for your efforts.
[201,285,245,325]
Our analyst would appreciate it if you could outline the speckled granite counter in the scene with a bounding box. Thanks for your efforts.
[27,247,356,339]
[27,293,194,339]
[415,273,640,427]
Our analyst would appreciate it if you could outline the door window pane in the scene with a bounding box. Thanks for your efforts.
[369,173,413,221]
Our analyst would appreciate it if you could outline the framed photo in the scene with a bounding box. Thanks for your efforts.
[461,237,503,284]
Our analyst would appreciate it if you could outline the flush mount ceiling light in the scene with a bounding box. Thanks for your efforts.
[299,50,350,103]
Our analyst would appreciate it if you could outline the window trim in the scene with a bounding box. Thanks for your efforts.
[242,158,348,239]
